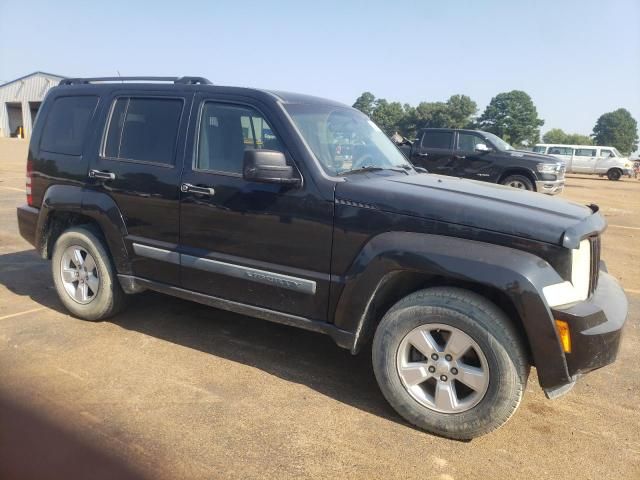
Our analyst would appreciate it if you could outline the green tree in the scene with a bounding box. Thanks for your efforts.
[479,90,544,146]
[542,128,568,144]
[542,128,593,145]
[445,95,477,128]
[370,99,406,135]
[565,133,593,145]
[352,92,376,117]
[592,108,638,155]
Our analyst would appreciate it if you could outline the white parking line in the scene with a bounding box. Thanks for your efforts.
[0,185,24,192]
[0,307,48,320]
[608,224,640,231]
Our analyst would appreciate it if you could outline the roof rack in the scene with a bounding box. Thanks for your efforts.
[59,76,213,86]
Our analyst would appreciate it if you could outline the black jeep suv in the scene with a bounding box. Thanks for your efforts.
[398,128,565,194]
[17,76,627,439]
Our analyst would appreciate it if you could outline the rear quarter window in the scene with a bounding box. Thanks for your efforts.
[39,96,99,156]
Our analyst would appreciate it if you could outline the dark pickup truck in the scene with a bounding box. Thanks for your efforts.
[398,128,565,194]
[17,77,627,439]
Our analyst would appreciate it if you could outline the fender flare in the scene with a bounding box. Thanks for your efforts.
[333,232,570,389]
[36,185,132,274]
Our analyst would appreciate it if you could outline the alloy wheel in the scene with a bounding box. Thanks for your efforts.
[60,245,100,304]
[396,323,490,413]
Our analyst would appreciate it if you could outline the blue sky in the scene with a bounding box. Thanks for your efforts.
[1,0,638,136]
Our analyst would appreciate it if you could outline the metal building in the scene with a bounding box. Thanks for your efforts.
[0,72,65,138]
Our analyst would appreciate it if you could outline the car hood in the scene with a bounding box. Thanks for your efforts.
[335,172,599,246]
[505,149,561,163]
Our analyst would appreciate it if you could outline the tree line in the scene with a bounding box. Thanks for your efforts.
[353,91,639,155]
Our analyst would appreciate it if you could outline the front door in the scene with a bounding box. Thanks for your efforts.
[411,130,454,174]
[452,131,497,181]
[178,95,333,320]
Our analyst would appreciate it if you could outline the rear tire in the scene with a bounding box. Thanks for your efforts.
[52,226,126,321]
[607,168,622,181]
[501,174,534,191]
[372,287,528,440]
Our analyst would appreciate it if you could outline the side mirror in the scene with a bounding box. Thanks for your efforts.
[243,149,300,185]
[475,143,490,152]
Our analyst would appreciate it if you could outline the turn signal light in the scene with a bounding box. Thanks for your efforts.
[555,320,571,353]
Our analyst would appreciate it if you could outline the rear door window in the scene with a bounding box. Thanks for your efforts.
[40,96,99,156]
[421,131,453,149]
[103,97,184,165]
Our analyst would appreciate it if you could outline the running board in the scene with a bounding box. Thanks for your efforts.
[117,275,355,349]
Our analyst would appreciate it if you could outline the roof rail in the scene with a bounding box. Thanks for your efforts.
[59,76,213,86]
[175,76,213,85]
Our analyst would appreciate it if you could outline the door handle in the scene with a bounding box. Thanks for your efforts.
[454,155,466,160]
[416,153,429,157]
[181,183,215,196]
[89,169,116,180]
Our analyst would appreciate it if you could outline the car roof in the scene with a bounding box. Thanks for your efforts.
[54,79,348,108]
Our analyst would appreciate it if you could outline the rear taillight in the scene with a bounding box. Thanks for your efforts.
[26,159,33,206]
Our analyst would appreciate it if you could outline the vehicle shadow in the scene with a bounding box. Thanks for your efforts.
[0,249,405,428]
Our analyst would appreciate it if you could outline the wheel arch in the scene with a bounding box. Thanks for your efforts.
[334,232,569,389]
[36,185,132,274]
[498,168,537,191]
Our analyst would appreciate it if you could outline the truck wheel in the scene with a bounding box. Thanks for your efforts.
[372,287,528,440]
[52,226,126,321]
[501,175,534,191]
[607,169,622,181]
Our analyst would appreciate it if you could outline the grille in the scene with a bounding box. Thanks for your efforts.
[588,236,601,295]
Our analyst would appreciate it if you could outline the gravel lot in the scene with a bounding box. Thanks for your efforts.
[1,138,638,480]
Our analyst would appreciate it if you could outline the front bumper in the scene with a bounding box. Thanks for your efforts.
[535,178,565,195]
[622,168,633,176]
[545,271,628,397]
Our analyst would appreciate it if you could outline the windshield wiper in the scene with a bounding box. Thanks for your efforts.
[338,166,410,176]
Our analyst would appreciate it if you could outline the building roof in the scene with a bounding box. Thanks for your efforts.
[0,71,65,88]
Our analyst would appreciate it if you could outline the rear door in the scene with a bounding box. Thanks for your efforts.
[572,148,597,173]
[177,93,333,320]
[87,91,191,284]
[411,130,454,175]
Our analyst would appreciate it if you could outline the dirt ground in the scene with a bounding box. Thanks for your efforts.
[1,138,638,480]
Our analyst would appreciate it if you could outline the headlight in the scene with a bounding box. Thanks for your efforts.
[537,163,562,173]
[625,162,631,168]
[542,239,591,307]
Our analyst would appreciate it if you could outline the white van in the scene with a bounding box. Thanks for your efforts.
[533,144,633,180]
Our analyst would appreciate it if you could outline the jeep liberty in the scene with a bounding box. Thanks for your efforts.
[17,77,628,439]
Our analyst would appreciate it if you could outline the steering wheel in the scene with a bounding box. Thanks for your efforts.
[351,153,375,170]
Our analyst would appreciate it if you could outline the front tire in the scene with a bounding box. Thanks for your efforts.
[501,174,534,191]
[607,168,622,181]
[372,287,528,440]
[52,226,126,321]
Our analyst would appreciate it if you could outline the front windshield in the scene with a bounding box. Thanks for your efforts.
[613,148,623,157]
[284,104,412,175]
[482,132,513,151]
